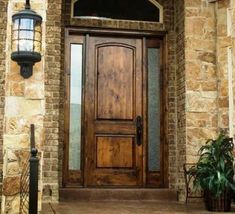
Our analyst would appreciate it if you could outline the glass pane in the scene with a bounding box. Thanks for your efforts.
[34,41,41,52]
[73,0,160,22]
[69,44,83,170]
[20,18,34,30]
[34,31,41,41]
[12,30,18,40]
[19,30,34,40]
[148,48,160,171]
[35,22,42,33]
[13,19,19,30]
[12,40,18,52]
[18,39,33,51]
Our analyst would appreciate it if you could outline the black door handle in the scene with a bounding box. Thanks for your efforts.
[136,116,143,146]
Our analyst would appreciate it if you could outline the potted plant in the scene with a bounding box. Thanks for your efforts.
[189,132,235,212]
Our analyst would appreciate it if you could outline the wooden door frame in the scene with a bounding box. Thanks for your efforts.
[63,27,168,188]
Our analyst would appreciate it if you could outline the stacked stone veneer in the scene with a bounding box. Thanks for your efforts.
[185,0,217,163]
[185,0,234,163]
[0,0,8,207]
[1,0,47,213]
[232,0,235,135]
[182,0,235,200]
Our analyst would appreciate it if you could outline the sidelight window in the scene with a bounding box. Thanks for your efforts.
[69,44,83,171]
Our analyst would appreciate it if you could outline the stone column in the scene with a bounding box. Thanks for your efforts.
[185,0,217,166]
[1,1,47,213]
[216,0,231,132]
[184,0,218,201]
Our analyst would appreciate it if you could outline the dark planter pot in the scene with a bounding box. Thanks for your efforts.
[204,189,231,212]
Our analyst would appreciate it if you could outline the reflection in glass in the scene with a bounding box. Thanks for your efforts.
[19,39,33,51]
[148,48,160,171]
[20,18,34,30]
[19,30,34,40]
[69,44,83,170]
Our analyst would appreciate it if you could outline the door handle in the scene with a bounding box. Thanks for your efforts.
[136,116,143,146]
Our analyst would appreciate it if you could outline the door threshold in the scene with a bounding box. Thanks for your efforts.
[59,188,178,201]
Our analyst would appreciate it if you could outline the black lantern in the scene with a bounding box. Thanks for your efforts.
[11,0,42,79]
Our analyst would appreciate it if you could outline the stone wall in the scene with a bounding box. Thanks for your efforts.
[43,0,63,202]
[175,0,186,201]
[185,0,217,163]
[232,0,235,138]
[1,0,47,213]
[216,0,230,132]
[0,0,8,207]
[182,0,233,201]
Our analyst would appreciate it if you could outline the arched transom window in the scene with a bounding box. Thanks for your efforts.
[72,0,163,23]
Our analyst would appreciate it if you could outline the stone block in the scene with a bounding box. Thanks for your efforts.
[5,97,44,117]
[24,81,44,99]
[3,134,30,150]
[4,194,20,214]
[2,176,20,196]
[197,51,216,64]
[185,17,205,36]
[186,92,217,112]
[6,162,20,176]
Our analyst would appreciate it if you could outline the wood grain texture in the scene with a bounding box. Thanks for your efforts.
[85,36,143,186]
[96,136,134,168]
[97,45,134,120]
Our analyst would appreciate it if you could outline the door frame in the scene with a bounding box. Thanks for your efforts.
[63,27,168,188]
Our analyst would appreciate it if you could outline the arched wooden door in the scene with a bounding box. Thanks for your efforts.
[85,36,143,186]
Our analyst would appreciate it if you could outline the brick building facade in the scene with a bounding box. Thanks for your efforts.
[0,0,235,213]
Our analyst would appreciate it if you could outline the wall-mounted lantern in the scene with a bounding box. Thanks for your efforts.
[11,0,42,79]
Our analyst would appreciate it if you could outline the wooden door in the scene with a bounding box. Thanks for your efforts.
[85,36,143,186]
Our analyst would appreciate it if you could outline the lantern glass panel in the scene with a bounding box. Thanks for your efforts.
[12,30,18,40]
[20,18,34,30]
[13,19,19,30]
[12,40,18,52]
[35,22,42,33]
[19,39,33,51]
[34,31,41,41]
[19,30,34,40]
[34,41,41,52]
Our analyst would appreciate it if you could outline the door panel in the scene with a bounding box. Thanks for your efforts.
[97,45,134,120]
[96,136,134,168]
[85,36,143,186]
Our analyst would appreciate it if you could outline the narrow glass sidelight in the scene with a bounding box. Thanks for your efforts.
[148,48,160,171]
[69,44,83,170]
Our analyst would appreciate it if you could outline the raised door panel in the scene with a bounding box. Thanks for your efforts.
[96,136,134,168]
[96,45,134,120]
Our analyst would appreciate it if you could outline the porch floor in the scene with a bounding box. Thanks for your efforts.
[42,201,235,214]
